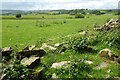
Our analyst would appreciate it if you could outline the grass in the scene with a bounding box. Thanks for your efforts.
[2,14,117,49]
[1,14,74,19]
[2,14,119,78]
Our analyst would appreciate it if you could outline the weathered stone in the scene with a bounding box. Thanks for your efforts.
[54,42,65,47]
[94,19,120,31]
[79,31,87,35]
[98,48,120,63]
[2,47,12,56]
[21,56,40,68]
[0,63,2,78]
[30,68,44,80]
[52,73,58,79]
[19,49,46,58]
[85,60,93,64]
[98,48,112,59]
[23,45,36,50]
[95,61,109,70]
[51,61,70,68]
[40,43,56,51]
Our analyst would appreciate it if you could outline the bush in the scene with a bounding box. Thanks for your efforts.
[54,59,92,78]
[3,59,31,80]
[16,14,21,18]
[2,52,32,80]
[89,28,120,48]
[75,14,85,18]
[68,36,88,52]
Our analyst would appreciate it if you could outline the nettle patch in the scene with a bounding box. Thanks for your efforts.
[68,36,89,52]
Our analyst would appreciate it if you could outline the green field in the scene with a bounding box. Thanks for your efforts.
[2,14,117,48]
[2,13,119,79]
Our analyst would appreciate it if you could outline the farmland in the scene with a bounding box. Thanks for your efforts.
[2,14,117,48]
[2,11,120,79]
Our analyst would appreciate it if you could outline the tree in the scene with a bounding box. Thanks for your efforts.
[75,14,85,18]
[91,10,101,15]
[16,14,21,18]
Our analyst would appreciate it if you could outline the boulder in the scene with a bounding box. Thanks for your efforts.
[51,73,58,79]
[94,19,120,31]
[98,48,112,59]
[21,56,40,68]
[2,47,12,56]
[85,60,93,64]
[79,31,87,35]
[40,43,56,51]
[0,63,2,77]
[30,68,44,79]
[98,48,119,62]
[19,49,46,58]
[54,42,65,47]
[51,61,70,68]
[95,61,109,70]
[23,45,36,50]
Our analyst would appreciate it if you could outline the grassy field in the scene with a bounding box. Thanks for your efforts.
[1,14,74,19]
[2,14,117,48]
[2,14,119,79]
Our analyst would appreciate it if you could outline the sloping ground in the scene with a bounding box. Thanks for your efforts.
[1,19,120,79]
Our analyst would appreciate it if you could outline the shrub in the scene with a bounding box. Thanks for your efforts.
[68,36,88,52]
[2,52,32,80]
[3,59,31,80]
[75,14,85,18]
[89,28,120,48]
[16,14,21,18]
[54,59,92,78]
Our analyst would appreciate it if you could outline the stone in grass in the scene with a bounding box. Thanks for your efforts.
[98,48,112,59]
[40,43,56,51]
[19,49,46,58]
[98,48,119,61]
[2,47,13,56]
[51,61,71,68]
[95,61,109,70]
[85,60,93,64]
[30,68,44,80]
[21,56,40,68]
[23,45,36,50]
[54,42,65,47]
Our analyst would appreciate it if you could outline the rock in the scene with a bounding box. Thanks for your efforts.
[94,19,120,31]
[54,42,65,47]
[107,19,114,24]
[107,69,111,73]
[85,60,93,64]
[30,68,44,79]
[21,56,40,68]
[51,61,71,68]
[98,48,112,60]
[23,45,36,50]
[93,27,103,31]
[0,63,2,77]
[98,48,119,62]
[51,73,58,79]
[19,49,46,58]
[0,49,2,62]
[2,47,12,56]
[95,61,109,70]
[40,43,56,51]
[79,31,87,35]
[58,44,68,53]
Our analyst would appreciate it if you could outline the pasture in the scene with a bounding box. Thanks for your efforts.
[2,13,119,79]
[2,14,117,48]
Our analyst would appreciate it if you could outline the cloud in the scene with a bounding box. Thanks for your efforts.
[1,0,119,10]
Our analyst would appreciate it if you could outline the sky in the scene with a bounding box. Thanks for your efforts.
[1,0,120,10]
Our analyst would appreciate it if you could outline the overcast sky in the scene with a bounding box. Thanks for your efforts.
[1,0,120,10]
